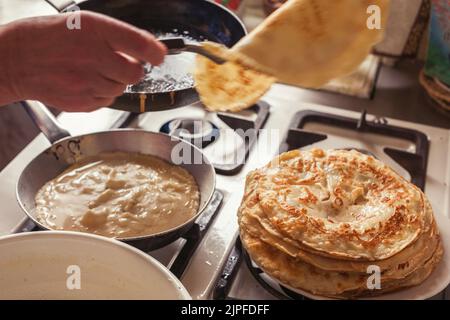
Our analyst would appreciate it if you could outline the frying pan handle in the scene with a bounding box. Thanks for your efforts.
[45,0,77,12]
[160,38,186,53]
[20,101,71,144]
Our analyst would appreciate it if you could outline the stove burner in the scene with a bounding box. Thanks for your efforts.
[160,118,220,148]
[158,102,270,175]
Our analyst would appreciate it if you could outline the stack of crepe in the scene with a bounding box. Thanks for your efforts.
[238,149,443,299]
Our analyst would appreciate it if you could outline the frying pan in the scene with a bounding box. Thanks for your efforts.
[44,0,247,112]
[16,101,216,251]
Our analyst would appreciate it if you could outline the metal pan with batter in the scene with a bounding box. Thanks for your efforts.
[16,101,216,251]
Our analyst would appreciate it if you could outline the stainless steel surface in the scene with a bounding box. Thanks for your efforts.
[130,85,450,299]
[16,103,216,248]
[20,101,70,143]
[0,0,55,23]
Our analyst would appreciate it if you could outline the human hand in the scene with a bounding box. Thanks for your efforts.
[0,11,167,111]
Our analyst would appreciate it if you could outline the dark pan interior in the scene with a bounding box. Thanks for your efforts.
[77,0,246,47]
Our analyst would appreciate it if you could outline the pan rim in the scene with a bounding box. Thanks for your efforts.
[16,128,216,243]
[73,0,248,36]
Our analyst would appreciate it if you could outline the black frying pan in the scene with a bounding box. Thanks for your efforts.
[45,0,247,112]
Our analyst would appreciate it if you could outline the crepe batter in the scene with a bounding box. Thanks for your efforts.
[34,152,200,238]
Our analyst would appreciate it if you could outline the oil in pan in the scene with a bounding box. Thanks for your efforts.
[126,31,203,95]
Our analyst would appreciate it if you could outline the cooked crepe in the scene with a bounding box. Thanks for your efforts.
[241,229,443,299]
[232,0,390,88]
[194,42,275,112]
[195,0,389,112]
[240,196,439,278]
[238,148,443,298]
[245,149,427,260]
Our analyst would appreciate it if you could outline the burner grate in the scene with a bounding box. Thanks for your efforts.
[168,190,223,278]
[159,102,270,175]
[280,110,429,190]
[212,237,308,300]
[160,119,220,148]
[214,102,270,175]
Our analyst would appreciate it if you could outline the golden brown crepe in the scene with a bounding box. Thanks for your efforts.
[238,149,443,298]
[232,0,390,88]
[194,42,275,112]
[195,0,390,112]
[240,228,443,299]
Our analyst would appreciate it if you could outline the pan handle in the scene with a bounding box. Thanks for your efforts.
[45,0,77,12]
[20,101,71,144]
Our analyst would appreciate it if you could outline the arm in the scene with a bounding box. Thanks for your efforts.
[0,11,167,111]
[0,23,20,106]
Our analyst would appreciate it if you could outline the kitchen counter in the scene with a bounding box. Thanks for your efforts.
[297,59,450,129]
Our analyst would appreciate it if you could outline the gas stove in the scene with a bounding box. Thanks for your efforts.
[1,84,449,300]
[131,101,270,175]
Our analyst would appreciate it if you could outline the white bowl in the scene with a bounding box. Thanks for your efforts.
[0,231,191,300]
